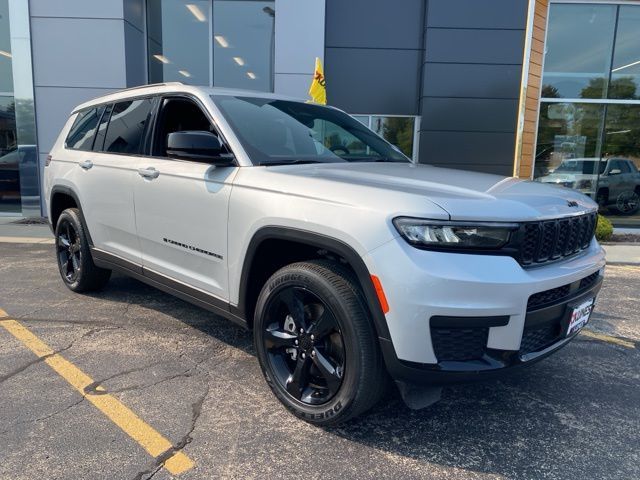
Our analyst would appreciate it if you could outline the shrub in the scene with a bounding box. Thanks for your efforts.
[595,214,613,242]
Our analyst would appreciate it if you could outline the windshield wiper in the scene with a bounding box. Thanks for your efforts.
[262,159,339,166]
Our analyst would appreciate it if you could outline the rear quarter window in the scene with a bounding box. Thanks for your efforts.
[101,99,154,154]
[65,106,105,151]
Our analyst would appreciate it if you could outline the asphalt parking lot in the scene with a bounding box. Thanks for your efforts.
[0,242,638,480]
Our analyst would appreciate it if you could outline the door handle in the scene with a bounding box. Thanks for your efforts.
[138,167,160,179]
[79,160,93,170]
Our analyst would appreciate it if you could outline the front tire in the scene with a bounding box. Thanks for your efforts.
[254,260,386,425]
[55,208,111,292]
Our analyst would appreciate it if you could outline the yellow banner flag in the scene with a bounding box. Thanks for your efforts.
[308,57,326,105]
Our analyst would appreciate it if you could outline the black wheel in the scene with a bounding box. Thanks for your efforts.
[614,190,640,215]
[254,260,386,425]
[55,208,111,292]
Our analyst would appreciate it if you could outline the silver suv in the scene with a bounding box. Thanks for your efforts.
[44,84,605,425]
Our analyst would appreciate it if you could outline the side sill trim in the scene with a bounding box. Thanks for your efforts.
[91,248,247,329]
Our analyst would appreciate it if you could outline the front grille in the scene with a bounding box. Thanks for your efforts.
[431,327,488,362]
[527,271,601,310]
[518,212,597,266]
[520,322,562,355]
[527,284,571,310]
[580,271,600,290]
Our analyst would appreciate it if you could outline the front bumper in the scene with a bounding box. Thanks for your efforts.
[365,237,606,384]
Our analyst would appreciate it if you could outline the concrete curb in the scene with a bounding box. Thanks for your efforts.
[0,237,54,244]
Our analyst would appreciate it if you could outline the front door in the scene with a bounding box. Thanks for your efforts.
[133,96,237,301]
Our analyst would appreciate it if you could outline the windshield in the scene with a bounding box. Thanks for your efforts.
[553,160,606,175]
[212,95,409,165]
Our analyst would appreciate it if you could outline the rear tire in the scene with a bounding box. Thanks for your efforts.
[254,260,387,426]
[55,208,111,292]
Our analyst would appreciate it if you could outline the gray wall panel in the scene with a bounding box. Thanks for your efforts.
[418,0,528,172]
[422,63,521,99]
[419,131,516,166]
[34,86,117,153]
[428,163,513,176]
[427,0,528,29]
[275,0,324,75]
[421,98,519,133]
[325,48,421,115]
[124,21,145,87]
[123,0,145,31]
[31,17,127,88]
[325,0,424,49]
[274,73,313,100]
[425,29,524,64]
[29,0,123,19]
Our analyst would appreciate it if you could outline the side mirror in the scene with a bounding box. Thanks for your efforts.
[166,131,235,165]
[608,168,622,176]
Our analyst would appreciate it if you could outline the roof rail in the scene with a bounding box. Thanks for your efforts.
[115,82,184,93]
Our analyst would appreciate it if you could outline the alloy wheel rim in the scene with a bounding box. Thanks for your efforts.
[617,191,639,213]
[263,286,345,405]
[56,220,81,283]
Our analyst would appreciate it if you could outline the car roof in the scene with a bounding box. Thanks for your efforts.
[72,82,308,113]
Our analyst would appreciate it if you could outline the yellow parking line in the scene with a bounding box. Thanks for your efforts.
[581,329,635,349]
[0,308,194,476]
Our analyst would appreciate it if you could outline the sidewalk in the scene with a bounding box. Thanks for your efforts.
[0,217,53,244]
[602,244,640,265]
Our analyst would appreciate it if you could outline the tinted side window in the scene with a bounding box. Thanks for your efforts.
[65,107,104,151]
[102,99,154,154]
[93,104,113,152]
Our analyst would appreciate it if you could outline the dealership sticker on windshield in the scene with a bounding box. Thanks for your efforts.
[567,298,595,337]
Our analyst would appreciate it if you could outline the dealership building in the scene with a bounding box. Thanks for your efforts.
[1,0,639,225]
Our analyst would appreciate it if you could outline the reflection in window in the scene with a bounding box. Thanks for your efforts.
[147,0,210,85]
[66,107,104,151]
[102,100,154,154]
[213,0,275,92]
[537,5,640,225]
[610,6,640,100]
[542,4,616,99]
[146,0,275,91]
[371,116,415,158]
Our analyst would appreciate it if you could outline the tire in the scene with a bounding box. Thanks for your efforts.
[54,208,111,292]
[613,190,640,215]
[254,260,387,426]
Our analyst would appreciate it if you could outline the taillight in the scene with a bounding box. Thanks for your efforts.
[45,154,52,166]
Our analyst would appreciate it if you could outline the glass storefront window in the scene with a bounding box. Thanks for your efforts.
[536,4,640,226]
[147,0,275,91]
[213,0,274,92]
[543,4,616,99]
[147,0,210,85]
[610,6,640,100]
[371,116,415,158]
[0,0,38,216]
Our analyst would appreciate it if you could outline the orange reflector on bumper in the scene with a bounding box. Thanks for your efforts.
[370,275,390,314]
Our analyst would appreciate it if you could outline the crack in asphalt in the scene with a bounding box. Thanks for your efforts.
[0,396,87,436]
[131,371,211,480]
[0,326,103,385]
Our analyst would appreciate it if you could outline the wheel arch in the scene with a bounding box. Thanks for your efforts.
[234,227,391,342]
[50,186,94,246]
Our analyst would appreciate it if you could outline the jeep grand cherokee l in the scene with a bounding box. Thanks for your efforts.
[44,83,605,425]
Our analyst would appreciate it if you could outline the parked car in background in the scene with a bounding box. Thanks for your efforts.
[539,157,640,214]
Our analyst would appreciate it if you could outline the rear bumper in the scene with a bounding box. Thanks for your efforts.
[380,275,602,385]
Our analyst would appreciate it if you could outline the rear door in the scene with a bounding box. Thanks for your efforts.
[132,95,238,300]
[79,98,156,265]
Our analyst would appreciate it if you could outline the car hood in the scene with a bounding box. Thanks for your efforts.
[244,162,597,222]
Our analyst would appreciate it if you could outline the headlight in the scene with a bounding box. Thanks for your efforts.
[393,218,518,250]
